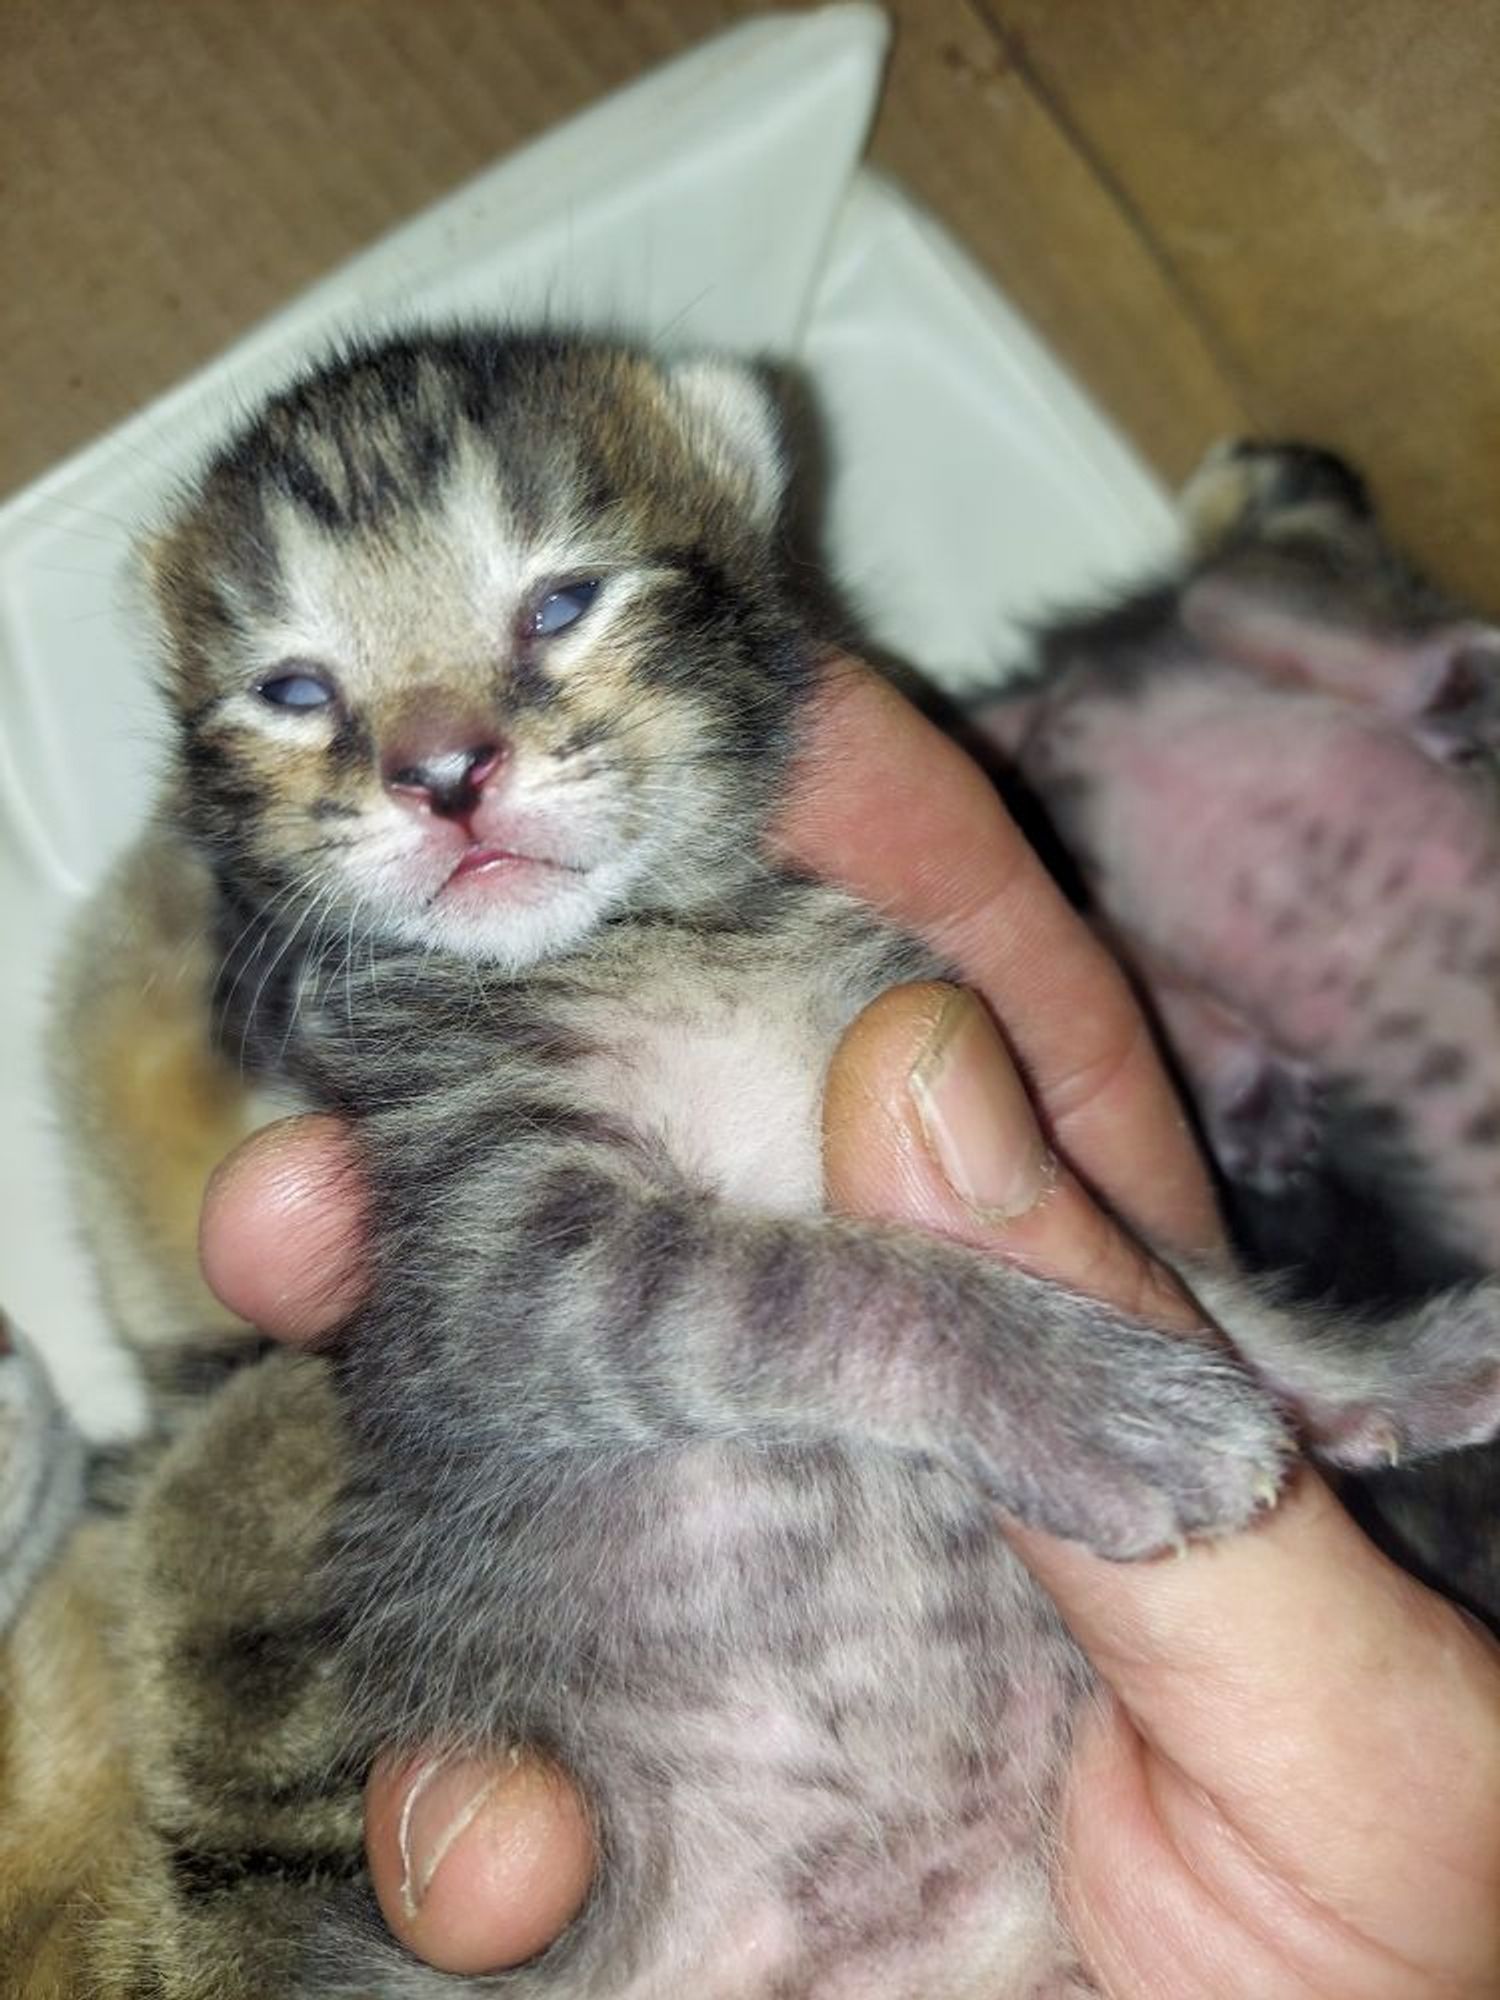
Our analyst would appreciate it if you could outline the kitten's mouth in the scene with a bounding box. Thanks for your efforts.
[441,843,579,891]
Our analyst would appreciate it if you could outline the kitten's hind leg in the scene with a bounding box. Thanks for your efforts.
[1148,973,1323,1196]
[101,1353,364,1999]
[1192,1267,1500,1470]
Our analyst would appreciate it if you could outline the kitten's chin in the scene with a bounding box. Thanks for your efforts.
[396,859,618,970]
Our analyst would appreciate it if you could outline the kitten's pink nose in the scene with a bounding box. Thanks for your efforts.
[383,738,507,818]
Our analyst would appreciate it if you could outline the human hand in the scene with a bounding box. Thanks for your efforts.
[800,669,1500,1996]
[201,657,1500,1991]
[823,980,1500,1996]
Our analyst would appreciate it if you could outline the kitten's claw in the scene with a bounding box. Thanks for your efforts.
[1253,1471,1284,1511]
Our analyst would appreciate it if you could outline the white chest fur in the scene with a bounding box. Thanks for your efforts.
[576,962,835,1216]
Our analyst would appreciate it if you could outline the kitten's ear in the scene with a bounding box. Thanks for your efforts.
[665,358,787,529]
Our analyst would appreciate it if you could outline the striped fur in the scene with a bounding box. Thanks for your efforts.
[17,342,1500,1995]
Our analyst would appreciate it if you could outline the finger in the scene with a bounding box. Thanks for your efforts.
[199,1114,368,1342]
[825,979,1500,1984]
[780,656,1223,1259]
[365,1751,595,1975]
[824,983,1196,1334]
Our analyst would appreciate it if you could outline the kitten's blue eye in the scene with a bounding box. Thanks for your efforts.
[258,669,336,711]
[532,579,601,637]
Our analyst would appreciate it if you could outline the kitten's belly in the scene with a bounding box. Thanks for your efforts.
[623,1855,1074,2000]
[1042,670,1500,1044]
[518,1445,1086,1998]
[1034,666,1500,1262]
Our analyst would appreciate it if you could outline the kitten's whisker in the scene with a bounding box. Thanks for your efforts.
[10,492,140,542]
[340,903,368,1043]
[32,563,129,583]
[213,876,314,1001]
[212,877,313,1029]
[236,883,330,1072]
[273,885,346,1067]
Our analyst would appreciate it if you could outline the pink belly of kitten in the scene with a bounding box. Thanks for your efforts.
[1030,666,1500,1264]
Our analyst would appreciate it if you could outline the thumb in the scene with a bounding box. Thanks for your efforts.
[823,981,1202,1333]
[364,1749,595,1974]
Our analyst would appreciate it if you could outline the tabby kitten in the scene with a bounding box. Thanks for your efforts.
[38,332,1500,1997]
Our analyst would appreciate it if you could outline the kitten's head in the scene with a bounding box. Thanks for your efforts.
[149,331,807,969]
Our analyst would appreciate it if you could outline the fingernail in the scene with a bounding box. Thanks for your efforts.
[397,1754,509,1918]
[908,990,1056,1221]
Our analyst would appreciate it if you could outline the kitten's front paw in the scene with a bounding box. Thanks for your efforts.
[1400,623,1500,768]
[967,1322,1293,1561]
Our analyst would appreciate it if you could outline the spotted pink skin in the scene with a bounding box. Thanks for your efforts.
[985,653,1500,1270]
